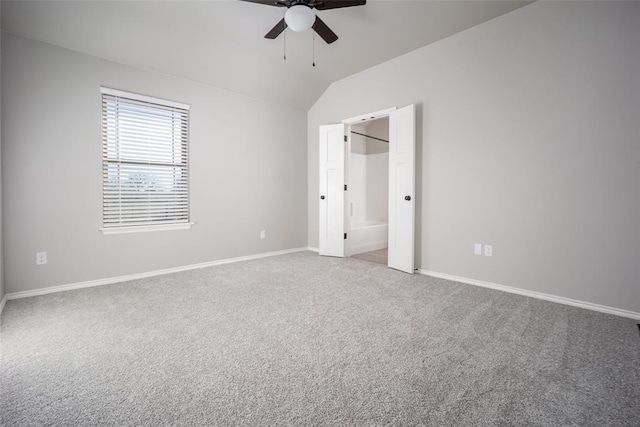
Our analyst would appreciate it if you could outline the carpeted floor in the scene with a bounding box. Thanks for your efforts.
[1,251,639,426]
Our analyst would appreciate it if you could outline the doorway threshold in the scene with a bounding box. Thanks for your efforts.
[351,248,388,265]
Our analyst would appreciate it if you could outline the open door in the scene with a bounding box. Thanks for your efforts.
[388,105,415,273]
[319,124,346,257]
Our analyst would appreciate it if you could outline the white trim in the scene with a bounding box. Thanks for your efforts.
[418,269,640,320]
[5,247,311,301]
[307,247,319,253]
[342,107,397,124]
[101,222,194,235]
[100,86,190,110]
[0,294,7,315]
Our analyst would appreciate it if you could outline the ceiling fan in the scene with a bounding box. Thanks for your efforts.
[240,0,366,44]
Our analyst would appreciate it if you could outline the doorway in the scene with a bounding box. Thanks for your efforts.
[347,117,390,265]
[318,105,415,273]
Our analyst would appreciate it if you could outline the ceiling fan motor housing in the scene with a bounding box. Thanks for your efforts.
[285,5,315,32]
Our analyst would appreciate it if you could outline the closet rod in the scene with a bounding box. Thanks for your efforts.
[350,131,389,143]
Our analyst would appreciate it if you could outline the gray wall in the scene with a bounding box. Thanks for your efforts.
[308,1,640,313]
[2,34,308,294]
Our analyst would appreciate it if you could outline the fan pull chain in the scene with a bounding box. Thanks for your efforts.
[283,29,287,60]
[312,31,316,67]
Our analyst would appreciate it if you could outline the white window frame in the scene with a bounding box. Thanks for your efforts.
[100,87,193,235]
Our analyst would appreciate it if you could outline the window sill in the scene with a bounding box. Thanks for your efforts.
[101,223,194,235]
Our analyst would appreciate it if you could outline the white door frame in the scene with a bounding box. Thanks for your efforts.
[342,107,398,125]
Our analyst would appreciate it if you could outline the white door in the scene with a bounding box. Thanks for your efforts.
[388,105,415,273]
[319,124,346,257]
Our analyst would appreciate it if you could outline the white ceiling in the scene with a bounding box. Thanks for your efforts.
[1,0,532,109]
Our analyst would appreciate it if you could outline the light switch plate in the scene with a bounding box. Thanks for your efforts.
[474,243,482,255]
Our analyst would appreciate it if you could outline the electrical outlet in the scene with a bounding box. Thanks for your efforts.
[36,251,48,265]
[474,243,482,255]
[484,245,493,257]
[260,230,266,239]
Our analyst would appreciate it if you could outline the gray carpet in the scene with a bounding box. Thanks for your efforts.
[1,251,639,426]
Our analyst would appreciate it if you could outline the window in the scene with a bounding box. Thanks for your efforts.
[101,88,191,234]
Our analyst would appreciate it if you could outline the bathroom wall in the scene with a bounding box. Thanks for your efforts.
[349,123,389,227]
[349,127,367,225]
[366,152,389,224]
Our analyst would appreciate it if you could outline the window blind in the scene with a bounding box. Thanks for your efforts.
[101,89,190,230]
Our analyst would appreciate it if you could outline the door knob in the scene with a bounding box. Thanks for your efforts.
[405,195,411,201]
[320,195,325,200]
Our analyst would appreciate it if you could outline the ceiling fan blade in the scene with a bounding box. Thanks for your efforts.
[313,0,366,11]
[312,16,338,44]
[265,18,287,39]
[239,0,287,7]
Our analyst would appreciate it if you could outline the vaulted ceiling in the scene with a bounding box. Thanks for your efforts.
[1,1,531,109]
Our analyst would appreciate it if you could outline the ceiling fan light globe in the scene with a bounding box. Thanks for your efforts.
[284,5,315,32]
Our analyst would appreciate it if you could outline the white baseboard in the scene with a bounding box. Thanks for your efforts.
[5,247,312,301]
[9,250,635,321]
[418,269,640,320]
[0,294,7,316]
